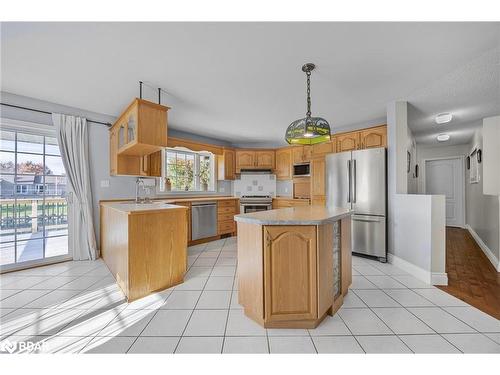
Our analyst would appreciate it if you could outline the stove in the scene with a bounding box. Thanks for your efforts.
[239,194,273,213]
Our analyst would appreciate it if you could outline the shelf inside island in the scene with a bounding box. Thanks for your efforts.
[234,206,353,329]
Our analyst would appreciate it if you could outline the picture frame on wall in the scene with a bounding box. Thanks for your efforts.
[470,149,479,184]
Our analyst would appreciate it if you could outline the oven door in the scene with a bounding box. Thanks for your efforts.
[240,204,272,213]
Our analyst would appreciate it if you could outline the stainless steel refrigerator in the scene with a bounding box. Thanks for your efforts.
[326,147,387,261]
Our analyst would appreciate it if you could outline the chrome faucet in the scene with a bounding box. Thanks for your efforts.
[135,178,145,203]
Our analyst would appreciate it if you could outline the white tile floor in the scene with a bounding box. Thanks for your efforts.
[1,236,499,354]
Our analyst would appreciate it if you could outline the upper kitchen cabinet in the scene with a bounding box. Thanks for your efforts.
[235,150,275,172]
[275,148,293,180]
[311,138,335,157]
[113,98,169,156]
[336,132,360,152]
[235,150,255,170]
[255,150,275,169]
[109,98,169,176]
[335,125,387,152]
[359,125,387,149]
[292,145,312,164]
[217,148,236,180]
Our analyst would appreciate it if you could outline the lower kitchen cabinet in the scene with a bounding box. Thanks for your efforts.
[217,199,238,235]
[264,225,318,322]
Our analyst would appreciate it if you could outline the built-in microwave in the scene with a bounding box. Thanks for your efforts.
[293,163,310,177]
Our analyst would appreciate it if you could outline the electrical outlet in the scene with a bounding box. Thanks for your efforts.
[100,180,110,188]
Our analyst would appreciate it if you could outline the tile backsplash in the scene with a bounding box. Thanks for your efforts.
[233,174,277,197]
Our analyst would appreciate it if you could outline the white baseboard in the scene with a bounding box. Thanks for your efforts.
[466,224,500,272]
[431,272,448,285]
[388,253,431,285]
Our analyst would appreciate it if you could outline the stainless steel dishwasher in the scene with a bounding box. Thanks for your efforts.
[191,201,217,240]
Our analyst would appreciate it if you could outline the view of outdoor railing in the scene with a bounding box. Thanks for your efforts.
[0,197,68,234]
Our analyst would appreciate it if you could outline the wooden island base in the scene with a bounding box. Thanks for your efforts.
[236,208,352,329]
[100,202,188,302]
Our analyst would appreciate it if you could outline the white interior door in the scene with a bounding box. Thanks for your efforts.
[425,157,464,227]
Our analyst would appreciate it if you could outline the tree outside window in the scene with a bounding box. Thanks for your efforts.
[164,149,214,192]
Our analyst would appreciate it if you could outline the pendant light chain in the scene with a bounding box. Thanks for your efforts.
[306,71,312,118]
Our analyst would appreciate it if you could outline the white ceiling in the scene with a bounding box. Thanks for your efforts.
[1,22,499,146]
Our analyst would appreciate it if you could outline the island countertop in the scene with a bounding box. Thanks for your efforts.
[234,206,352,225]
[100,201,188,214]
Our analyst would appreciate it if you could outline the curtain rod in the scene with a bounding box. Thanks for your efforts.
[0,102,112,127]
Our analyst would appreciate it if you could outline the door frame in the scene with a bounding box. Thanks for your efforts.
[422,155,466,228]
[0,117,73,273]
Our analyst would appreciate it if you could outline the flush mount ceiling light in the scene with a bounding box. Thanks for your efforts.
[437,133,450,142]
[285,63,331,145]
[435,113,453,124]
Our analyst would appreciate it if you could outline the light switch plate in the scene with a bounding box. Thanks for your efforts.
[100,180,110,188]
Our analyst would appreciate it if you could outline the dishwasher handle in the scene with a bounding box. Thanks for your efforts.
[191,202,216,207]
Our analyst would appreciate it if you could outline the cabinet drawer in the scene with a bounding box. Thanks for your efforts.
[218,212,235,221]
[217,200,236,208]
[218,206,236,214]
[218,221,235,234]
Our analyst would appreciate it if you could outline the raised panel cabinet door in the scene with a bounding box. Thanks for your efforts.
[147,151,162,177]
[360,126,387,149]
[236,151,256,170]
[256,150,275,169]
[312,141,333,156]
[225,149,236,179]
[264,226,318,322]
[292,146,304,164]
[311,157,326,196]
[275,148,292,180]
[337,132,360,152]
[302,145,312,162]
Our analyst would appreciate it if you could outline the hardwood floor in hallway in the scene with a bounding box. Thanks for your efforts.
[437,227,500,319]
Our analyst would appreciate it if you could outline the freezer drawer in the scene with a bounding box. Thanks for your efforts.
[351,214,386,259]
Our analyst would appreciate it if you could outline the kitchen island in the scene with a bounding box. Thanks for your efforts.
[234,206,352,328]
[100,201,188,301]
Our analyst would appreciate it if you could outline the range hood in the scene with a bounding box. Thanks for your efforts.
[239,169,273,174]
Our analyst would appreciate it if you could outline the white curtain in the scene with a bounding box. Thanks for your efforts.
[52,113,98,260]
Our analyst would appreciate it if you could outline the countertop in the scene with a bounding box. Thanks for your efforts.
[234,206,352,225]
[100,196,238,204]
[101,201,189,214]
[163,196,238,203]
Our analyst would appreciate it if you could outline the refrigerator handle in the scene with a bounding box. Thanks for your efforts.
[352,159,357,203]
[347,160,351,203]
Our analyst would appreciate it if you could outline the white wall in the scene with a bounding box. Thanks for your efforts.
[465,127,500,269]
[387,101,447,284]
[482,116,500,195]
[392,194,446,284]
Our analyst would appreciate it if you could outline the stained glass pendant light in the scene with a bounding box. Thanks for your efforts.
[285,63,331,145]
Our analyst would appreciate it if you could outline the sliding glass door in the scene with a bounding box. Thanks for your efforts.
[0,125,71,270]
